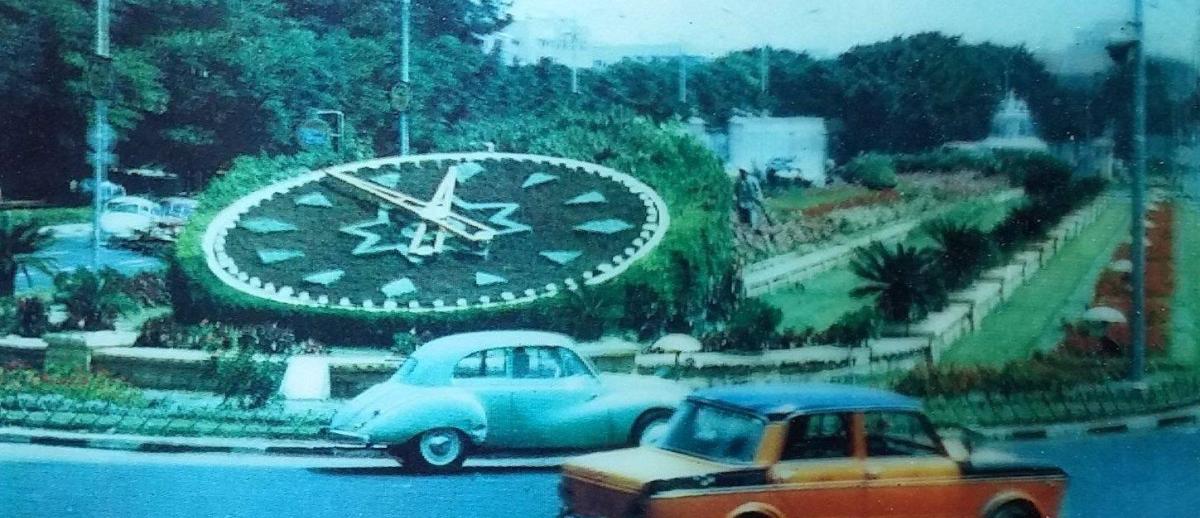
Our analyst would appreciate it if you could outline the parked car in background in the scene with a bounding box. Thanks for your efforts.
[158,196,198,225]
[327,330,687,472]
[560,383,1067,518]
[98,195,160,239]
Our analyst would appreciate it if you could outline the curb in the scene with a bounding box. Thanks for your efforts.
[969,403,1200,442]
[0,427,568,468]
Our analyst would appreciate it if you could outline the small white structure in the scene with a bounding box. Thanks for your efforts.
[687,116,829,185]
[278,355,331,400]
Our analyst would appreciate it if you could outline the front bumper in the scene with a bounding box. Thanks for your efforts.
[323,427,372,445]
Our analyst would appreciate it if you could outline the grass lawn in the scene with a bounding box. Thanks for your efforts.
[4,206,92,227]
[939,199,1130,366]
[1169,202,1200,369]
[760,268,871,332]
[760,195,1020,333]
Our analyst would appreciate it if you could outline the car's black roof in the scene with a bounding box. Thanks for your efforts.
[690,383,922,418]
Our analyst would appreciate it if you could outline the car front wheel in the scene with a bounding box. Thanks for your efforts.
[399,428,468,473]
[631,409,672,446]
[986,501,1039,518]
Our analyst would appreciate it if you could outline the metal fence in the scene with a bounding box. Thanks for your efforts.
[924,377,1200,428]
[0,394,333,440]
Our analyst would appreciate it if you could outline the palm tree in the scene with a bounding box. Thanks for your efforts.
[849,241,946,325]
[923,218,998,291]
[0,212,54,298]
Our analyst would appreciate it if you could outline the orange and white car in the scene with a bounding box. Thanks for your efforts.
[559,383,1066,518]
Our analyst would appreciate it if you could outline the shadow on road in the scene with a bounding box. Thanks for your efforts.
[307,465,559,477]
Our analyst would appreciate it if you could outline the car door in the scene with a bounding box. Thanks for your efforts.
[860,411,963,518]
[507,346,611,449]
[765,412,866,517]
[449,347,519,448]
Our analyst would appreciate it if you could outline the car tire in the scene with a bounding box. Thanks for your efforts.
[986,501,1039,518]
[399,428,469,473]
[631,409,673,446]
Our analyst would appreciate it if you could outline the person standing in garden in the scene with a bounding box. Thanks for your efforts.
[735,168,765,229]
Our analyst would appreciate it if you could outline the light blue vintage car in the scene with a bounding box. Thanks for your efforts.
[328,330,687,472]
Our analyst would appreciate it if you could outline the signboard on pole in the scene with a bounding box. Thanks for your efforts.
[296,117,333,150]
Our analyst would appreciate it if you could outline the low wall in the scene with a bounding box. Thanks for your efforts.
[0,336,48,368]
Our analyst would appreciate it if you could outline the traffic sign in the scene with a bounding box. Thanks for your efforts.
[296,118,333,150]
[390,81,411,112]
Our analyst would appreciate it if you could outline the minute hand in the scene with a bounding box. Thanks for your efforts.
[324,170,496,242]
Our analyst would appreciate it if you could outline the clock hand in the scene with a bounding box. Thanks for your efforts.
[324,169,496,242]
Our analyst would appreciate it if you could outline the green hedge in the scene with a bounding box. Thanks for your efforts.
[172,110,734,345]
[839,153,898,190]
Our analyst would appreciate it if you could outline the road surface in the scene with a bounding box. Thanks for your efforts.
[1,427,1198,517]
[15,224,164,293]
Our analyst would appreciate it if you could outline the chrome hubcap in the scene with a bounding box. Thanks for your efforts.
[419,430,462,466]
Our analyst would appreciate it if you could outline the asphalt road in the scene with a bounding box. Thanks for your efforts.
[2,427,1198,518]
[15,224,164,293]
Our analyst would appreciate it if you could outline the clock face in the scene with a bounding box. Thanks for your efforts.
[203,153,669,312]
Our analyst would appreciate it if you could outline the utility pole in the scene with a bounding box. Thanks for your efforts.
[759,45,769,95]
[398,0,411,155]
[91,0,112,270]
[678,54,687,104]
[1130,0,1148,382]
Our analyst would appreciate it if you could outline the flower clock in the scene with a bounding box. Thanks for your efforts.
[203,153,669,313]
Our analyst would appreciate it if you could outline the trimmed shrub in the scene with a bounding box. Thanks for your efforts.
[14,297,49,337]
[893,352,1125,397]
[923,219,998,291]
[53,268,136,331]
[709,299,782,353]
[119,271,171,308]
[840,153,898,190]
[893,149,999,175]
[209,347,286,409]
[0,298,13,335]
[817,307,882,348]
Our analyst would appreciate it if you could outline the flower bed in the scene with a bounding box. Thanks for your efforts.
[1063,203,1175,356]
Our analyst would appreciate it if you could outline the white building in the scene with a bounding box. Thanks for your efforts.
[486,18,693,69]
[687,116,829,185]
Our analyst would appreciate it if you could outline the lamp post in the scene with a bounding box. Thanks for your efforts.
[1129,0,1148,382]
[90,0,113,270]
[398,0,411,156]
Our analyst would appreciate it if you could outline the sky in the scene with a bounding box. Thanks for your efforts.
[510,0,1200,63]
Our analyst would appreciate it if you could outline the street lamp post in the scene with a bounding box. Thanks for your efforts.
[1130,0,1148,381]
[91,0,113,270]
[398,0,411,156]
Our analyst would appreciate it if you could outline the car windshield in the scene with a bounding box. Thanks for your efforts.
[657,400,765,464]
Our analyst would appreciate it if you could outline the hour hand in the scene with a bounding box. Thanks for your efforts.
[324,169,496,242]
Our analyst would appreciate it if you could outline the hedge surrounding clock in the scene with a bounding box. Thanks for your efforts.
[203,153,669,312]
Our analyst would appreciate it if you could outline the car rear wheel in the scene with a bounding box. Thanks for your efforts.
[631,409,672,446]
[986,501,1039,518]
[399,428,468,473]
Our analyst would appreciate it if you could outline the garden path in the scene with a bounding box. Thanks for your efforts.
[1169,201,1200,369]
[939,198,1130,366]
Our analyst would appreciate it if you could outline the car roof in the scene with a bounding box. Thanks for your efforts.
[411,330,575,361]
[690,383,922,418]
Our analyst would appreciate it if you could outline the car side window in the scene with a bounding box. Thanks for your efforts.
[780,412,853,460]
[556,348,592,378]
[512,346,564,379]
[864,411,942,457]
[453,348,509,379]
